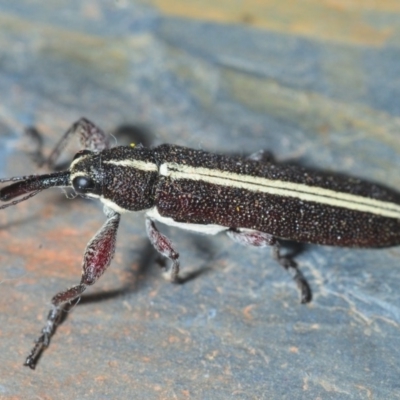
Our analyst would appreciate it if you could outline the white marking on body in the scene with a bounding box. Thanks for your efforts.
[159,163,400,219]
[104,159,158,172]
[146,207,228,235]
[70,173,84,182]
[66,180,130,213]
[69,154,89,169]
[100,198,130,214]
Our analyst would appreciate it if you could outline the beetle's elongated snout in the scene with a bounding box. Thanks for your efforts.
[0,171,70,207]
[0,171,70,201]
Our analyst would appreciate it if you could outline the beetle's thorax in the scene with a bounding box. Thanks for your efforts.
[70,146,159,213]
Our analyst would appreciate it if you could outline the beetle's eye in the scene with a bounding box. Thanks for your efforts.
[73,150,93,161]
[72,176,95,194]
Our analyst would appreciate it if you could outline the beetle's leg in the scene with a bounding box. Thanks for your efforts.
[145,218,180,283]
[24,206,120,369]
[24,126,46,166]
[227,229,312,304]
[271,240,312,304]
[24,284,86,369]
[41,118,110,168]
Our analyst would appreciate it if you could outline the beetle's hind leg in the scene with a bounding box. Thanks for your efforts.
[26,118,110,169]
[271,240,312,303]
[24,207,120,369]
[227,228,312,304]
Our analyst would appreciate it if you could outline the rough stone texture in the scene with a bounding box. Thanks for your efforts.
[0,1,400,399]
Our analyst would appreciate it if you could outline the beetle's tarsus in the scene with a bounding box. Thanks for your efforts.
[227,228,312,303]
[271,242,312,304]
[163,259,181,283]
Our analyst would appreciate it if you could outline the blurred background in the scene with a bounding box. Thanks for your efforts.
[0,1,400,399]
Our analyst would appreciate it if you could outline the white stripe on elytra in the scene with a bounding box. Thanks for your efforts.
[70,159,157,183]
[71,155,158,173]
[104,159,158,172]
[159,163,400,219]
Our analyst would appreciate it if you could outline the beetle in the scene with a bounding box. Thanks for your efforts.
[1,118,400,369]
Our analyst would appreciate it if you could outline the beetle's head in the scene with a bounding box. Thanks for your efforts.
[0,147,158,212]
[69,149,103,198]
[69,147,158,212]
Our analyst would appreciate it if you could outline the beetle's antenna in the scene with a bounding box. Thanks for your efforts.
[0,174,46,183]
[0,191,42,210]
[0,171,70,209]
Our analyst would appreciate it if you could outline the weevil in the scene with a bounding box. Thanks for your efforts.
[1,118,400,369]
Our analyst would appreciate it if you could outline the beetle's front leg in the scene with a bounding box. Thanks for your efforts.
[227,228,312,304]
[24,207,120,369]
[145,218,180,283]
[24,284,86,369]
